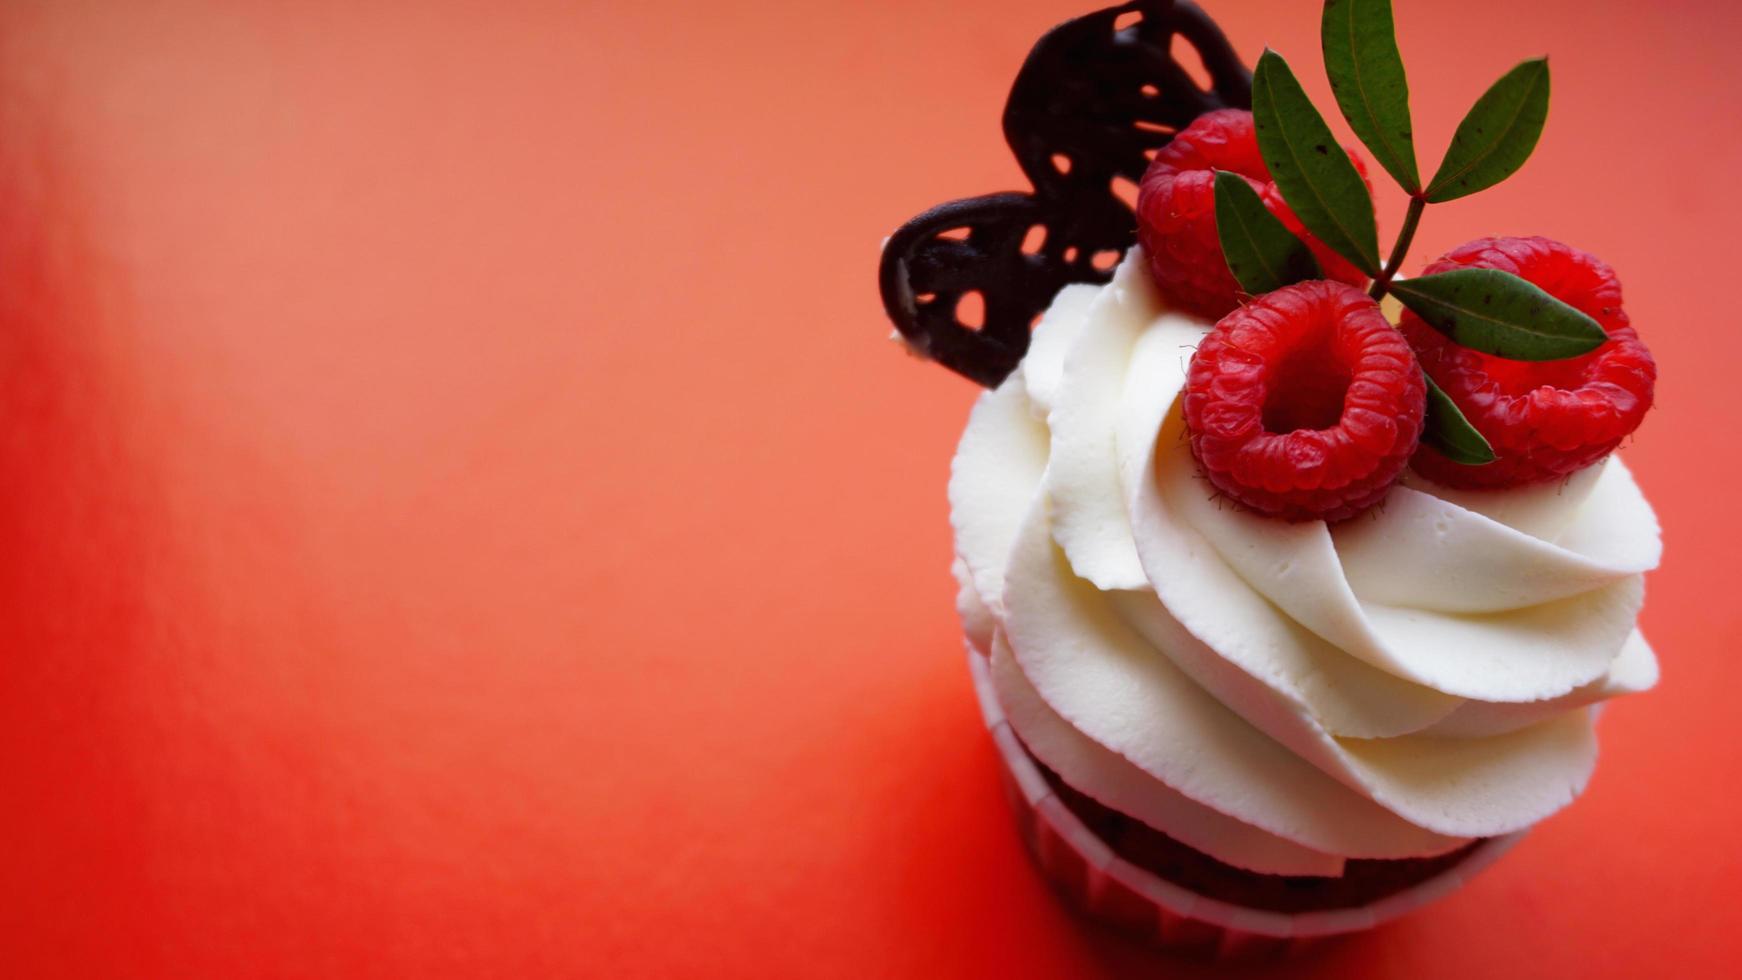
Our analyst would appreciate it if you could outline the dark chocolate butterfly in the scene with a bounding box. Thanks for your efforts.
[877,0,1252,388]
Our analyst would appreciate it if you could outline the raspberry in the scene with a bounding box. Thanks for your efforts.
[1136,109,1371,320]
[1400,237,1656,489]
[1184,280,1426,522]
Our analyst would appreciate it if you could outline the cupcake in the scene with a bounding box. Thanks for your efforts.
[880,0,1659,957]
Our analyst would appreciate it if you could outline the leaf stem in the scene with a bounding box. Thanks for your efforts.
[1369,193,1426,301]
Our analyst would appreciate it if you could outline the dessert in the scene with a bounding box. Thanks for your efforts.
[880,0,1660,957]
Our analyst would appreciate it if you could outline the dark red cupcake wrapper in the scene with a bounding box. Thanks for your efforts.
[966,645,1525,959]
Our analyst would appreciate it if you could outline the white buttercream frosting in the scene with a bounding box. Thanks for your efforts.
[949,249,1660,876]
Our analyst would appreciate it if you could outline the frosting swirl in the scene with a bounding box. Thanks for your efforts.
[950,250,1660,877]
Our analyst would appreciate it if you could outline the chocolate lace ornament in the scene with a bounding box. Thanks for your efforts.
[878,0,1252,387]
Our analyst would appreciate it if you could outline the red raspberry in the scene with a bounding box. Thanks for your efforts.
[1184,280,1426,522]
[1401,237,1656,489]
[1136,109,1370,320]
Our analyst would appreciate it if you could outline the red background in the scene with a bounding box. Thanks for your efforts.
[0,1,1737,976]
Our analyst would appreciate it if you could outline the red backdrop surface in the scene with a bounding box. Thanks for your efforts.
[0,1,1737,976]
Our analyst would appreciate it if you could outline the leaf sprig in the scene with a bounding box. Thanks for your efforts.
[1214,171,1321,295]
[1252,49,1380,276]
[1215,0,1598,467]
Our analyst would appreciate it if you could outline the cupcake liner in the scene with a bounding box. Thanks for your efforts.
[967,646,1526,959]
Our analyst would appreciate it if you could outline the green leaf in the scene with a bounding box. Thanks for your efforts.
[1321,0,1420,193]
[1214,171,1322,294]
[1425,58,1550,203]
[1252,48,1381,275]
[1390,268,1606,361]
[1422,374,1496,465]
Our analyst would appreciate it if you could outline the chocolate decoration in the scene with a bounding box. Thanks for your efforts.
[878,0,1252,387]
